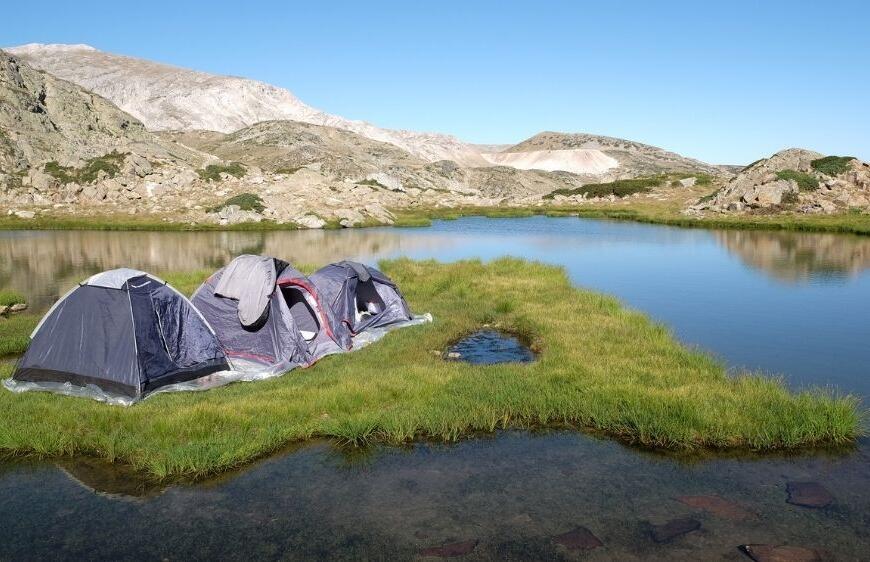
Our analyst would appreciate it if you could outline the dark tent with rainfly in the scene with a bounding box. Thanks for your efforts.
[309,260,415,335]
[191,255,349,375]
[6,268,230,404]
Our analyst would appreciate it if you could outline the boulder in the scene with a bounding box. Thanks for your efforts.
[335,208,365,227]
[13,210,35,219]
[26,170,58,192]
[123,154,153,178]
[741,180,795,207]
[365,172,405,192]
[216,204,263,225]
[679,177,697,188]
[552,526,602,550]
[9,303,28,313]
[364,203,395,224]
[294,214,326,229]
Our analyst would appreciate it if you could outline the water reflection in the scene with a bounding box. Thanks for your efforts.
[714,230,870,283]
[1,432,868,560]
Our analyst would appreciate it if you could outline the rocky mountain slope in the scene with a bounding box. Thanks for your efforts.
[494,131,724,177]
[690,148,870,215]
[0,52,604,226]
[0,49,213,206]
[7,43,488,167]
[7,44,726,179]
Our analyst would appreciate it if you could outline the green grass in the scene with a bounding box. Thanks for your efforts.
[0,290,25,307]
[0,260,861,479]
[391,204,870,236]
[811,156,855,176]
[776,169,819,192]
[0,314,37,356]
[207,192,265,213]
[196,162,247,182]
[43,151,127,185]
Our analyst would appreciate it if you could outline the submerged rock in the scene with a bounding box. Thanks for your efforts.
[676,495,756,520]
[786,481,833,508]
[739,544,826,562]
[552,526,602,550]
[419,539,478,557]
[649,518,701,543]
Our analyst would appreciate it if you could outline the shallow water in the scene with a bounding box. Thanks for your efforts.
[1,217,869,559]
[447,329,536,364]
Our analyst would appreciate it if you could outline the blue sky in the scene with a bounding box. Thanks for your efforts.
[3,1,868,164]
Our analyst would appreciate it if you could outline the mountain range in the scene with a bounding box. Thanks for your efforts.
[7,43,720,177]
[18,43,854,227]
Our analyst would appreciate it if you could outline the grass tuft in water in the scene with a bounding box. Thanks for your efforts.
[0,259,862,478]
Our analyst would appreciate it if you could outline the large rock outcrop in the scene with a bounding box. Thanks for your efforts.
[690,148,870,214]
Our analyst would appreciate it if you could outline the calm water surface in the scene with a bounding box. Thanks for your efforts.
[1,217,868,560]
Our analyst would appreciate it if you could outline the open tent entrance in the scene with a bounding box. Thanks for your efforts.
[354,279,386,323]
[281,285,320,341]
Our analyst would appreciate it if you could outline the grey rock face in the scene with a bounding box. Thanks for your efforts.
[691,148,870,215]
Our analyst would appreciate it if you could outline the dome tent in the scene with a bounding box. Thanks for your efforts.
[8,268,230,403]
[191,255,348,375]
[310,261,413,335]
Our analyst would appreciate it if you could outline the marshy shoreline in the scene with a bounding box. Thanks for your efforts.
[0,258,862,480]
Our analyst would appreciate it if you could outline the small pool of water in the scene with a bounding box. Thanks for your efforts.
[446,329,536,364]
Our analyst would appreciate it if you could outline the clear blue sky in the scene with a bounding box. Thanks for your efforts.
[3,0,868,164]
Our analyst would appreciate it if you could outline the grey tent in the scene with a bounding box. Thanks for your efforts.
[310,261,413,335]
[12,268,229,400]
[191,255,347,374]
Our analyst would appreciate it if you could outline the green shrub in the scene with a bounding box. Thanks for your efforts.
[274,166,302,175]
[44,151,126,185]
[776,169,819,192]
[544,175,666,200]
[207,192,264,213]
[695,173,713,186]
[781,191,799,204]
[811,156,855,176]
[356,178,388,190]
[197,162,247,182]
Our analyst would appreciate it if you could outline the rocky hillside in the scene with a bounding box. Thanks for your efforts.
[1,49,150,171]
[690,148,870,215]
[7,43,488,167]
[493,131,725,177]
[0,49,215,208]
[0,53,600,227]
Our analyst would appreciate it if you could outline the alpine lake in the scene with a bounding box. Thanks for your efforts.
[1,216,868,560]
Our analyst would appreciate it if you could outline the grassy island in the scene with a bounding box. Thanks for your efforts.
[0,259,862,479]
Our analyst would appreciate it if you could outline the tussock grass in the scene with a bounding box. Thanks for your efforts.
[0,290,25,307]
[0,259,861,478]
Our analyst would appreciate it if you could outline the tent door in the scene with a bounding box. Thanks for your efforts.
[282,286,320,341]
